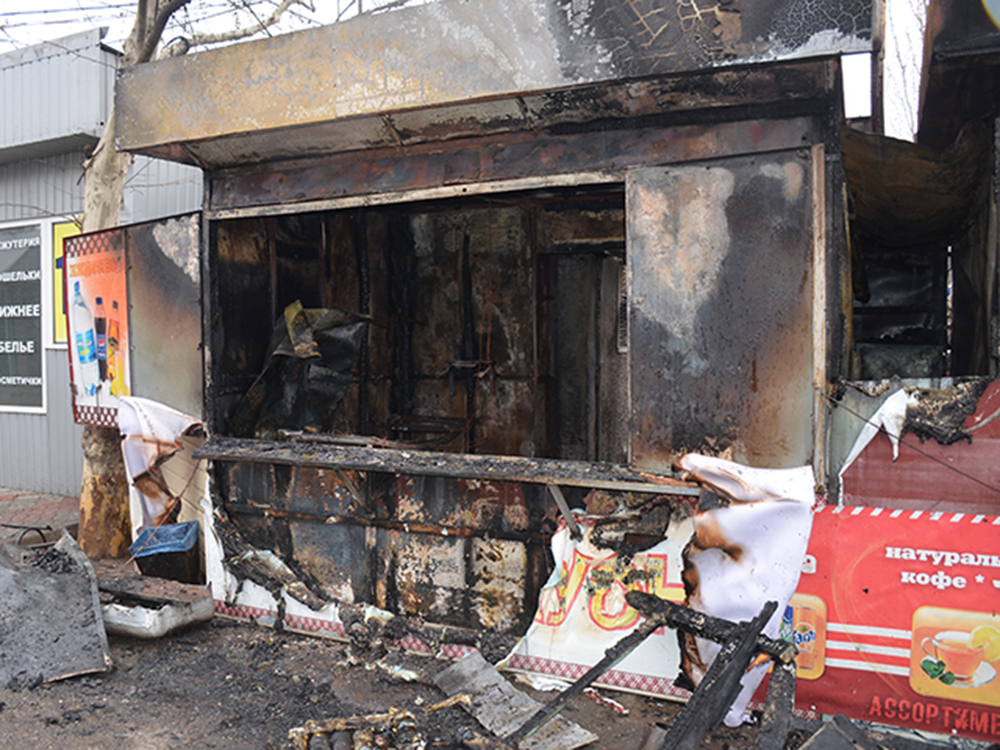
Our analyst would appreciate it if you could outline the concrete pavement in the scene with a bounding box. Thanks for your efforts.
[0,487,80,545]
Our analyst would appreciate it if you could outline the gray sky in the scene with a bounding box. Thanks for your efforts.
[0,1,381,53]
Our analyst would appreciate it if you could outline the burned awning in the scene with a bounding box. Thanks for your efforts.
[114,0,874,169]
[841,120,991,249]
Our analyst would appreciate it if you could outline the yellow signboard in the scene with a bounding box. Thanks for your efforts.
[52,220,81,344]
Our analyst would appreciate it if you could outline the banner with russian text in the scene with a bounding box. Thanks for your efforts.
[0,223,44,411]
[785,506,1000,742]
[505,513,692,698]
[65,229,130,427]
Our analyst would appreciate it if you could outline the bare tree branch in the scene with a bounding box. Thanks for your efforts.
[133,0,193,64]
[186,0,315,47]
[134,0,150,48]
[368,0,415,16]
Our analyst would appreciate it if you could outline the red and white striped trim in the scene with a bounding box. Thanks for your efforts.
[820,506,999,524]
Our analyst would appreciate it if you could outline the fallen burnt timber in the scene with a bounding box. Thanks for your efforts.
[654,601,778,750]
[286,597,797,749]
[508,595,795,746]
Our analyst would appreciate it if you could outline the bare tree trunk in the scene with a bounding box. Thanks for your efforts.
[76,0,315,558]
[78,424,132,558]
[77,106,136,559]
[76,0,179,559]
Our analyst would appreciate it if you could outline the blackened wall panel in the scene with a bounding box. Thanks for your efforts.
[628,151,814,470]
[127,214,203,419]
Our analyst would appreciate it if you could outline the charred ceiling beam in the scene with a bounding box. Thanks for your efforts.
[208,116,820,216]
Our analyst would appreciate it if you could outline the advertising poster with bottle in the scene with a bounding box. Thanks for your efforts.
[0,223,44,412]
[777,506,1000,743]
[64,230,130,427]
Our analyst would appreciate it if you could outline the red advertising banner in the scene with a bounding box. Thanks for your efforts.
[786,506,1000,742]
[65,230,130,427]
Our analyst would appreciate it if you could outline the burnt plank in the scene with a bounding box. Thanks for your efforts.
[97,574,212,607]
[657,601,778,750]
[626,591,795,662]
[508,606,671,744]
[194,436,699,495]
[755,661,797,750]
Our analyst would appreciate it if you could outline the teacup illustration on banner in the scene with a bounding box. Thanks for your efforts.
[910,606,1000,704]
[922,631,987,684]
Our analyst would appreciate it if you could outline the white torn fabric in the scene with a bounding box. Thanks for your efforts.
[675,454,815,728]
[837,388,915,505]
[117,396,206,532]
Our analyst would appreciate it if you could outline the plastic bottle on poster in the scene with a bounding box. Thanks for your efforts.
[71,281,98,397]
[789,592,828,680]
[95,296,107,382]
[107,301,119,392]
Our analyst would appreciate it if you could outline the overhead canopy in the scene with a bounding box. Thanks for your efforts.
[841,120,991,247]
[115,0,874,169]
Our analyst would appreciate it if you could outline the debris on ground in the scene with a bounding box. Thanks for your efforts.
[0,531,111,689]
[98,573,214,638]
[798,713,880,750]
[287,695,472,750]
[434,650,598,750]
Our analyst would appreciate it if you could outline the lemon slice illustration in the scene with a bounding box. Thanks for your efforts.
[971,624,1000,662]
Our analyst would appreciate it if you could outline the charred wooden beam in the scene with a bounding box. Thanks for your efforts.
[222,502,549,544]
[194,436,700,496]
[506,591,796,748]
[508,604,673,744]
[626,591,796,662]
[657,601,778,750]
[755,661,797,750]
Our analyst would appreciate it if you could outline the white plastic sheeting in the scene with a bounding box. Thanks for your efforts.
[118,395,206,535]
[836,388,914,504]
[675,454,815,726]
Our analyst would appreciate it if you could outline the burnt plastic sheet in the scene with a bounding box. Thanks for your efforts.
[230,301,368,439]
[0,533,112,688]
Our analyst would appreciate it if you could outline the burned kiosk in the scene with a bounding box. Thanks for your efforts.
[113,0,868,637]
[69,0,1000,741]
[106,1,863,631]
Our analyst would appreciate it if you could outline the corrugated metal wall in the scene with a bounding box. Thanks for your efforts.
[0,31,204,495]
[0,151,85,223]
[0,28,114,157]
[122,156,203,226]
[0,350,84,494]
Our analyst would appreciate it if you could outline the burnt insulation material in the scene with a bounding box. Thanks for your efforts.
[0,533,111,689]
[903,378,991,445]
